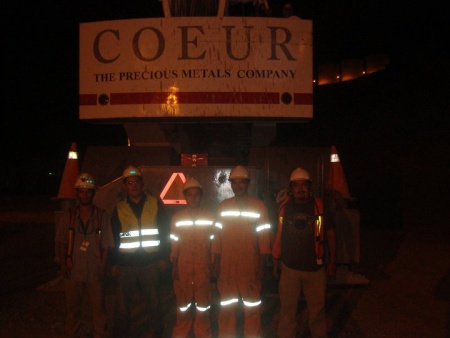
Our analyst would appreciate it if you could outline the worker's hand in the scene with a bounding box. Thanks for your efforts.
[159,259,168,272]
[110,264,120,278]
[272,259,280,280]
[327,262,337,277]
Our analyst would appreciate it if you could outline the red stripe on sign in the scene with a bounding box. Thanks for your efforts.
[79,92,313,106]
[176,92,280,104]
[111,92,167,105]
[294,93,313,105]
[110,92,280,105]
[79,94,97,105]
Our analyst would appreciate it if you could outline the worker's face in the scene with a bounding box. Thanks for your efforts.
[77,188,95,206]
[124,176,144,199]
[291,180,311,202]
[184,187,202,208]
[230,178,250,197]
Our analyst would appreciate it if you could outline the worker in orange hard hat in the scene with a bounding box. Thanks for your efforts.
[272,167,337,338]
[211,165,272,337]
[55,173,115,338]
[170,177,215,338]
[109,166,170,337]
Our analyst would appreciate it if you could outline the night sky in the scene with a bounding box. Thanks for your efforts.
[3,0,448,214]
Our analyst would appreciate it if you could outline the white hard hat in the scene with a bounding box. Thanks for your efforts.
[183,177,203,192]
[229,165,250,181]
[290,167,311,182]
[74,173,95,189]
[122,166,142,178]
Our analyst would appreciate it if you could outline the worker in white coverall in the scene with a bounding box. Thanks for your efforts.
[56,173,114,338]
[170,177,215,337]
[212,165,272,337]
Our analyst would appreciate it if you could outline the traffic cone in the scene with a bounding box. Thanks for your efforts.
[56,142,80,200]
[327,145,351,199]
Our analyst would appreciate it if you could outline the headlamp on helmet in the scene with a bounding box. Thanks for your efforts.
[74,173,95,189]
[122,166,142,179]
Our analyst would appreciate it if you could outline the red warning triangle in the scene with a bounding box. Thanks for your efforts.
[160,172,187,205]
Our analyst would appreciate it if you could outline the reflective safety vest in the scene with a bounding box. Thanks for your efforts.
[116,196,160,254]
[274,197,324,265]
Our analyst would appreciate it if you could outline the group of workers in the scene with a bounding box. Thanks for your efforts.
[55,164,337,338]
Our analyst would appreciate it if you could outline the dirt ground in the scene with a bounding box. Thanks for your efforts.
[0,195,449,337]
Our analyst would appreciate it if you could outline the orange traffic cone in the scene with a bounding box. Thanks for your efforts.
[327,145,351,199]
[56,142,80,200]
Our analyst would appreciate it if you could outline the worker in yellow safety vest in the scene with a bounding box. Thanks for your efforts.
[272,167,337,338]
[212,165,272,337]
[170,177,215,338]
[109,166,169,337]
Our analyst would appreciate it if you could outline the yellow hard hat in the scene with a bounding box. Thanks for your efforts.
[122,166,142,178]
[74,173,95,189]
[229,165,250,181]
[290,167,311,182]
[183,177,203,192]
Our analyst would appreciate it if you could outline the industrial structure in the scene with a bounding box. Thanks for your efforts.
[55,0,367,292]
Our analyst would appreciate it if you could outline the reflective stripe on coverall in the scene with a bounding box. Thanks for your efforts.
[212,195,271,337]
[170,207,215,338]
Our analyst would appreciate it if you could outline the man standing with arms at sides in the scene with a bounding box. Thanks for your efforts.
[170,177,215,338]
[212,165,272,337]
[109,166,169,338]
[272,167,337,338]
[56,173,114,338]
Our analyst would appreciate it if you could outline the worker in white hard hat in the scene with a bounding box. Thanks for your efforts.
[109,166,169,337]
[272,167,337,338]
[211,165,272,337]
[170,177,215,338]
[55,173,114,338]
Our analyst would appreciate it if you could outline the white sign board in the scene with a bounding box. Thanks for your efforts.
[79,16,312,120]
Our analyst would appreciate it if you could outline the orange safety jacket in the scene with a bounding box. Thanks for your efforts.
[67,206,104,262]
[272,197,324,265]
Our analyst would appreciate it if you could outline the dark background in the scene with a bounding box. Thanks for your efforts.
[2,1,448,227]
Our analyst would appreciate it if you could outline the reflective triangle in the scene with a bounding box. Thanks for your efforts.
[160,172,187,205]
